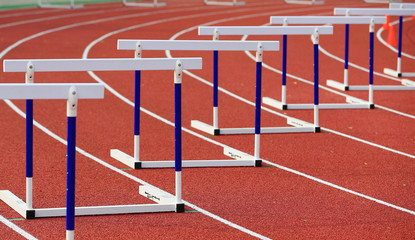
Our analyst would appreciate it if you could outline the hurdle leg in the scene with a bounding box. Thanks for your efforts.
[281,34,288,109]
[369,19,375,109]
[25,63,35,212]
[396,16,403,77]
[174,61,184,213]
[254,44,263,163]
[213,50,219,132]
[26,99,34,210]
[66,86,78,240]
[312,30,321,133]
[133,70,141,168]
[344,24,350,90]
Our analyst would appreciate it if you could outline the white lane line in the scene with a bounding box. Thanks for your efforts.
[0,214,37,240]
[377,17,415,60]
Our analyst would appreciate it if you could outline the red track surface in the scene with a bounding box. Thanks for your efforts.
[0,0,414,239]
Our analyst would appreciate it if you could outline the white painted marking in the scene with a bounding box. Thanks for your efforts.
[0,214,37,240]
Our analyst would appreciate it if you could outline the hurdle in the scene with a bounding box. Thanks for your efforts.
[38,0,83,9]
[198,26,333,137]
[284,0,324,5]
[0,82,103,240]
[204,0,245,6]
[265,16,387,111]
[123,0,166,7]
[333,8,415,89]
[1,59,202,237]
[113,40,269,169]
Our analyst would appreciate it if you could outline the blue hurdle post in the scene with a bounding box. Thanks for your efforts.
[254,44,263,161]
[174,60,184,213]
[25,63,34,213]
[66,86,78,240]
[212,29,219,134]
[281,34,288,109]
[344,23,349,90]
[397,16,403,76]
[312,29,320,132]
[369,19,375,109]
[134,42,142,169]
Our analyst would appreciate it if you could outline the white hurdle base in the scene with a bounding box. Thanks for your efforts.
[0,189,180,219]
[204,0,245,6]
[327,79,415,91]
[384,68,415,78]
[110,148,261,169]
[262,97,371,110]
[284,0,324,5]
[190,119,317,135]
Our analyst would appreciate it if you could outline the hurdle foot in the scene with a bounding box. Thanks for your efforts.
[314,127,321,133]
[191,120,218,135]
[262,97,285,110]
[402,79,415,87]
[176,203,185,213]
[26,209,35,219]
[383,68,401,78]
[370,104,375,109]
[110,149,140,169]
[0,190,28,218]
[326,80,348,91]
[139,185,176,204]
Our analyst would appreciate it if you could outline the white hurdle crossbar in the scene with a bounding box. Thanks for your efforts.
[1,58,202,239]
[0,82,103,240]
[334,8,415,84]
[116,40,274,168]
[38,0,83,9]
[123,0,166,7]
[204,0,245,6]
[267,16,386,111]
[284,0,324,5]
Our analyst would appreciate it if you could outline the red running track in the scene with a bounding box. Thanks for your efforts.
[0,0,414,239]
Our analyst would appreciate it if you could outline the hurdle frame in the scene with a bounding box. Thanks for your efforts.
[114,40,269,169]
[284,0,324,5]
[204,0,245,6]
[38,0,83,9]
[0,58,203,224]
[265,16,387,111]
[198,26,334,136]
[333,8,415,84]
[123,0,166,7]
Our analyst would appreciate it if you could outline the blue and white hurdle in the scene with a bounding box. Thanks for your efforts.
[386,3,415,78]
[0,82,103,240]
[123,0,166,7]
[204,0,245,6]
[38,0,83,9]
[265,16,387,111]
[332,8,415,91]
[0,58,201,239]
[284,0,324,5]
[115,40,280,169]
[198,26,333,135]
